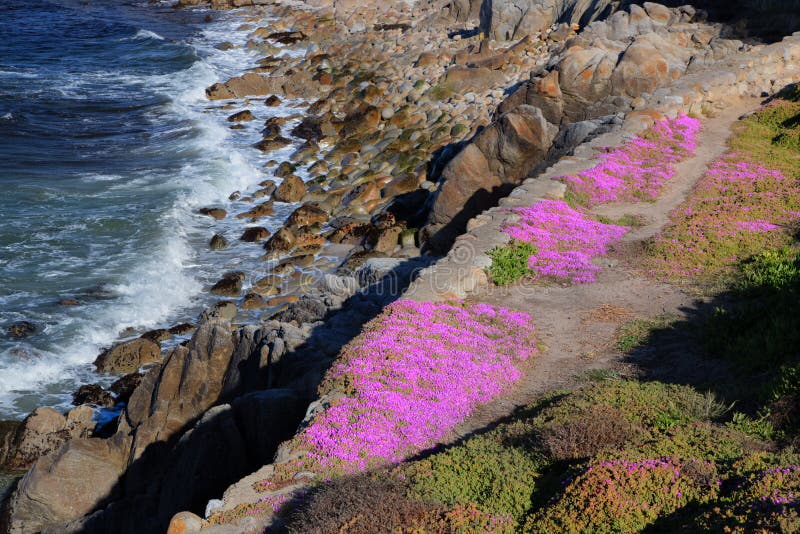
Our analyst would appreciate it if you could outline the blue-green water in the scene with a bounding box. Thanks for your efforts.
[0,0,291,419]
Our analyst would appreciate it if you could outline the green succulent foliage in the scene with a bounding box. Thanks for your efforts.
[487,241,538,286]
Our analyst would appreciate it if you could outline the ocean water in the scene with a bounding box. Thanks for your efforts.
[0,0,300,420]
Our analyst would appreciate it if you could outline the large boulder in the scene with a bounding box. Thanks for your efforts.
[481,0,620,41]
[2,438,128,534]
[94,338,161,374]
[273,175,307,203]
[0,407,94,471]
[425,105,558,251]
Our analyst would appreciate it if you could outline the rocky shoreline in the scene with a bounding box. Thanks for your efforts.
[2,0,800,532]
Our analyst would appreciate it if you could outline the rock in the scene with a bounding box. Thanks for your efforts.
[367,225,403,253]
[210,273,244,297]
[109,373,144,405]
[236,201,275,220]
[141,329,172,343]
[263,227,296,253]
[240,227,271,242]
[200,301,238,323]
[72,384,115,407]
[241,292,267,310]
[273,175,307,203]
[274,161,296,178]
[265,95,281,107]
[95,338,161,374]
[2,438,127,533]
[443,66,503,93]
[483,0,619,41]
[227,110,254,122]
[167,512,204,534]
[210,233,229,250]
[58,299,79,306]
[287,204,328,228]
[198,207,227,220]
[426,105,558,251]
[271,296,328,325]
[6,321,36,339]
[339,105,380,138]
[381,173,419,198]
[0,406,95,471]
[254,136,292,152]
[169,323,196,336]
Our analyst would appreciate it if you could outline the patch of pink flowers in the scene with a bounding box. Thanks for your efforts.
[648,155,800,280]
[503,200,628,283]
[558,115,701,206]
[298,300,537,472]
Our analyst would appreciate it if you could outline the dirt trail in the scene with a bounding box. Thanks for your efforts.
[450,99,759,440]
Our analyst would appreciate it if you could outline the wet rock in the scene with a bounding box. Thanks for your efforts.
[241,292,267,310]
[267,31,305,45]
[236,201,275,220]
[94,338,161,374]
[240,226,271,242]
[58,299,79,306]
[6,321,37,339]
[254,136,292,152]
[200,301,237,323]
[227,110,254,122]
[287,204,328,228]
[210,272,244,297]
[264,227,296,254]
[141,329,172,343]
[73,384,115,407]
[169,323,195,336]
[265,95,281,107]
[274,161,296,178]
[197,207,227,220]
[109,372,143,405]
[209,233,229,250]
[274,175,307,203]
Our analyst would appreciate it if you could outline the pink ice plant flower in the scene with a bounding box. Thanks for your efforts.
[298,300,537,472]
[558,115,701,206]
[503,200,628,284]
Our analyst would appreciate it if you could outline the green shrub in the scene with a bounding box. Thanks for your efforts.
[694,454,800,533]
[703,249,800,373]
[406,416,545,524]
[525,456,720,533]
[728,412,776,441]
[540,404,645,461]
[487,241,538,286]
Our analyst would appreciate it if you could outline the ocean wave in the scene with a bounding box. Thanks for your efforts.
[129,29,165,41]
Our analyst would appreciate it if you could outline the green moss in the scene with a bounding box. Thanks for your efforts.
[487,241,538,286]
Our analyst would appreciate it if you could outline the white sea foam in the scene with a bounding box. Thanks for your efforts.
[0,14,267,418]
[131,29,165,41]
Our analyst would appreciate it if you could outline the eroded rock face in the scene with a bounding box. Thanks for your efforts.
[94,338,161,374]
[0,407,95,471]
[2,438,128,534]
[482,0,619,41]
[425,104,558,251]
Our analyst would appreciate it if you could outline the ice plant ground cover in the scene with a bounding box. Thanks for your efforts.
[502,200,628,284]
[646,99,800,286]
[272,300,537,477]
[558,114,701,206]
